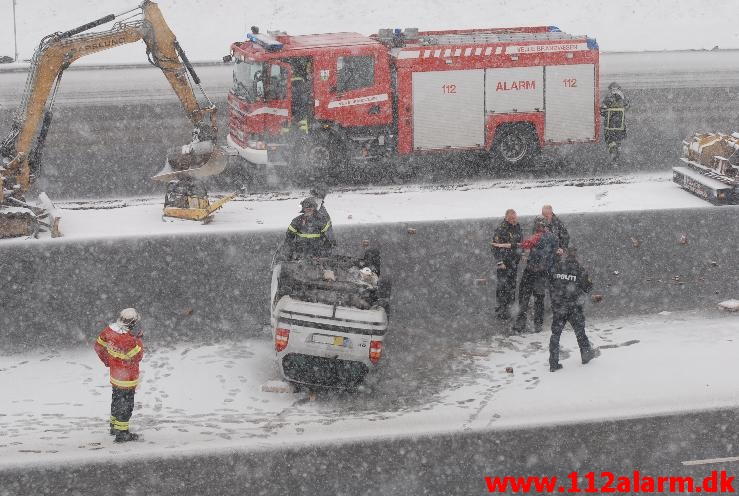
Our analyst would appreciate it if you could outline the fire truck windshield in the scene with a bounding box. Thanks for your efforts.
[232,60,289,103]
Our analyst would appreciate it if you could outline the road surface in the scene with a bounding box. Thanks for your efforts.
[1,51,738,198]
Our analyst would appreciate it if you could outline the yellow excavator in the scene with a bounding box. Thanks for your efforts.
[0,1,236,238]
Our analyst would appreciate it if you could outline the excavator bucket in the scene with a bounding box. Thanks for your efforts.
[151,140,229,182]
[163,191,239,222]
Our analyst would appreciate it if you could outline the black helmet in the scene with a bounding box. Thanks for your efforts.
[300,197,318,211]
[608,82,621,91]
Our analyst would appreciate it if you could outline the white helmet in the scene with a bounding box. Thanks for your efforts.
[117,308,140,330]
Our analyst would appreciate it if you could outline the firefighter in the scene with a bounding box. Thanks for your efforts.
[290,60,312,134]
[491,209,523,320]
[284,197,335,259]
[94,308,144,442]
[540,204,569,255]
[600,82,630,163]
[549,247,600,372]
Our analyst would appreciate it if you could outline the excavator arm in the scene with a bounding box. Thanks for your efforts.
[0,1,224,224]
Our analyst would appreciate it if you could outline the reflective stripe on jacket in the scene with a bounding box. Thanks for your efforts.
[285,213,335,258]
[94,324,144,389]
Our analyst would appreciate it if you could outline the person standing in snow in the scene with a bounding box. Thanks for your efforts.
[540,205,569,255]
[548,247,600,372]
[284,197,335,259]
[491,209,523,320]
[94,308,144,442]
[493,218,558,333]
[600,82,630,163]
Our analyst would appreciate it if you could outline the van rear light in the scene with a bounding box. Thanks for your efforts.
[275,327,290,352]
[369,340,383,364]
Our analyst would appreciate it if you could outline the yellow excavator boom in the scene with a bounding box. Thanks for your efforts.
[0,1,226,237]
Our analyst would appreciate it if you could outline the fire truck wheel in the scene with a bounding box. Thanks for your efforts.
[491,124,539,168]
[298,134,346,182]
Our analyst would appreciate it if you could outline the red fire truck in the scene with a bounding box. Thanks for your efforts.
[225,26,600,175]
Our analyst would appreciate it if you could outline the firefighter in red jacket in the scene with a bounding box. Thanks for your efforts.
[94,308,144,443]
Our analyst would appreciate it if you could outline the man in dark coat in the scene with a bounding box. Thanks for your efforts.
[548,247,600,372]
[511,218,559,333]
[491,209,523,320]
[541,205,569,255]
[600,82,630,163]
[284,197,335,259]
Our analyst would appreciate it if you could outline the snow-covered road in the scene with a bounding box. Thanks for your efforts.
[1,310,737,469]
[32,171,708,243]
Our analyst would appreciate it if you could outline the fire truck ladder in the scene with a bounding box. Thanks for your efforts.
[419,31,583,46]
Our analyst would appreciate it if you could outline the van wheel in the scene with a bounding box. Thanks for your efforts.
[491,124,539,168]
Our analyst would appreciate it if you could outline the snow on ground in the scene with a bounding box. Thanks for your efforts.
[20,171,708,244]
[1,310,737,469]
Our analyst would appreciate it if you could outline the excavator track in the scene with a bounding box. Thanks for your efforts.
[0,208,38,239]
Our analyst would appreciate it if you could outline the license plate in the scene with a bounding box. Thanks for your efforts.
[312,334,345,347]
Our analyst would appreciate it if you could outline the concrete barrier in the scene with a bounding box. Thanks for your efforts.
[1,407,738,496]
[1,206,736,351]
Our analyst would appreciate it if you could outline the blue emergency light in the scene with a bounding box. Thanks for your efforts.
[246,32,283,51]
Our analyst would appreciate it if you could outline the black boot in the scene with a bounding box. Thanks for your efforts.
[550,363,563,372]
[114,430,139,443]
[109,427,116,436]
[581,347,601,365]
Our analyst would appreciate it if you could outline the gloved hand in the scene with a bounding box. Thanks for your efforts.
[496,261,506,270]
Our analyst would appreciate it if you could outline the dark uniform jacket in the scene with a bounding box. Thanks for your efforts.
[492,221,523,267]
[550,257,593,307]
[285,213,335,258]
[544,214,569,249]
[525,231,559,273]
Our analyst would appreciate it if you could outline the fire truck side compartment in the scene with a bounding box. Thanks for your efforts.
[412,69,485,149]
[544,64,596,142]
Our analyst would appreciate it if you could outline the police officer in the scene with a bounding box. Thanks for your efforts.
[600,82,630,163]
[549,247,600,372]
[491,209,522,320]
[512,218,558,333]
[284,197,335,259]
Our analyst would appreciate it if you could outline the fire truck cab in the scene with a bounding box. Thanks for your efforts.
[226,26,599,175]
